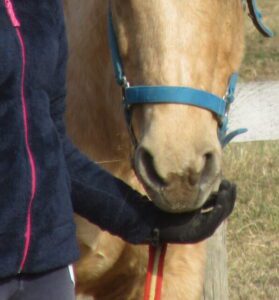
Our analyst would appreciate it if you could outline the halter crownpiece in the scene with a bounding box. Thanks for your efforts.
[108,1,273,148]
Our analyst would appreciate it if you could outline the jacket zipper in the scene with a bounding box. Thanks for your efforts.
[4,0,37,273]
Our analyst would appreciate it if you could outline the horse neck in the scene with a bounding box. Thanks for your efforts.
[64,0,134,179]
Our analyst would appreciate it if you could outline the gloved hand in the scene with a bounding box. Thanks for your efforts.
[73,174,236,245]
[148,180,236,245]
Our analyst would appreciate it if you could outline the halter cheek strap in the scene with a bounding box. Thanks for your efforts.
[108,7,125,86]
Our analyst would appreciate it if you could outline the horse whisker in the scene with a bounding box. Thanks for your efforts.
[96,159,124,164]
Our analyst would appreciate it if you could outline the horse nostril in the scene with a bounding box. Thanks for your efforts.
[204,152,213,164]
[187,153,214,186]
[137,147,166,188]
[200,152,215,183]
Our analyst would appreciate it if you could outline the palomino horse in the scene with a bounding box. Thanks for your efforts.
[63,1,246,299]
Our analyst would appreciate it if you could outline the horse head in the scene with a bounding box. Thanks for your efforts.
[109,0,245,212]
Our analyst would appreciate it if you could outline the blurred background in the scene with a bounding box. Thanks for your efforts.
[225,1,278,299]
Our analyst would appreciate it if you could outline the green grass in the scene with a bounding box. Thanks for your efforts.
[224,141,279,299]
[240,0,279,81]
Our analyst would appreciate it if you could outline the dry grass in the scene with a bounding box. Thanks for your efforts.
[223,141,279,299]
[229,2,279,298]
[240,0,279,81]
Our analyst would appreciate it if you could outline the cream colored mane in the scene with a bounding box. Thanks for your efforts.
[63,1,244,299]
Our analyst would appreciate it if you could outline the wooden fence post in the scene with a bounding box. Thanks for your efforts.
[202,223,228,300]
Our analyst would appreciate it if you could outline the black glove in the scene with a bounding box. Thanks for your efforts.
[73,175,236,245]
[147,180,236,245]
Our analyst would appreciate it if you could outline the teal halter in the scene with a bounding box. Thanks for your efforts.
[108,0,273,148]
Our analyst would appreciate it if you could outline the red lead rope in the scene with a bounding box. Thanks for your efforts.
[143,244,167,300]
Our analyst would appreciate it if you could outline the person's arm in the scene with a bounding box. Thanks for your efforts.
[48,15,163,244]
[49,13,236,245]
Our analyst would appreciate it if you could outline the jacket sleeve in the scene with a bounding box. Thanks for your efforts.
[48,10,159,244]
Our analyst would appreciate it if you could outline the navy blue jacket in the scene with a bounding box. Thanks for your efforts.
[0,0,160,279]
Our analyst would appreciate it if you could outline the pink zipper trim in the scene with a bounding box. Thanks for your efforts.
[4,0,37,272]
[4,0,20,27]
[17,27,37,272]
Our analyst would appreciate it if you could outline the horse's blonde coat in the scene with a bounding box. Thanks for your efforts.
[63,1,244,299]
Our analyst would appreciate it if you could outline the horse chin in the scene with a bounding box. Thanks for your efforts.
[142,175,221,213]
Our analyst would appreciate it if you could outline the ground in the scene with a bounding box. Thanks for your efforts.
[225,142,278,300]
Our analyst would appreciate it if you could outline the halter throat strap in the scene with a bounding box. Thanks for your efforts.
[108,7,125,86]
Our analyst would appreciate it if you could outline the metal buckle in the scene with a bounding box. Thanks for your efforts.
[121,76,131,107]
[121,76,130,89]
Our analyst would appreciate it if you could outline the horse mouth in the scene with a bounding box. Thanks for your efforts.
[132,139,223,212]
[133,157,221,213]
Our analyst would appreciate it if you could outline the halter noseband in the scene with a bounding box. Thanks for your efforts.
[108,0,273,148]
